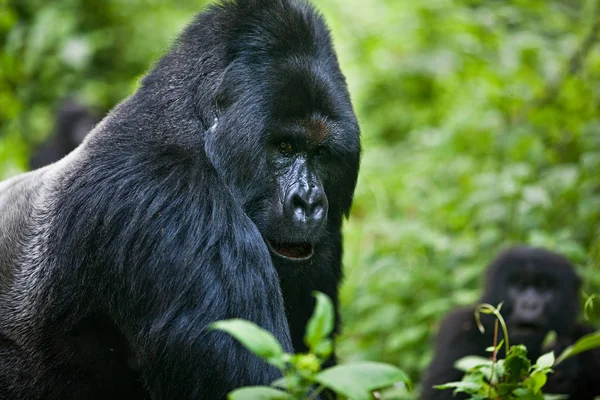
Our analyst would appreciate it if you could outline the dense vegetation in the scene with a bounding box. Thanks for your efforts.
[1,0,599,397]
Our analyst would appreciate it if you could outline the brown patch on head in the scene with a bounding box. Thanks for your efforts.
[300,118,328,145]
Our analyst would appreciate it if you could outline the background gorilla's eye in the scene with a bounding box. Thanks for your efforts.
[278,141,293,154]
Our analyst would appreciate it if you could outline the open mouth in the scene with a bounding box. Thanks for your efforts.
[266,240,314,261]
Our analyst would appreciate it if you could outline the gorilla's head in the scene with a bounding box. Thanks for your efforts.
[482,246,581,347]
[195,0,361,263]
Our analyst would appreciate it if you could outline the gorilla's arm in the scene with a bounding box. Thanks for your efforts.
[74,158,291,398]
[420,307,490,400]
[2,152,293,399]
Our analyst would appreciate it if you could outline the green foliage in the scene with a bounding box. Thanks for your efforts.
[3,1,600,399]
[0,0,205,179]
[435,304,600,399]
[305,292,335,356]
[436,345,557,400]
[321,0,600,391]
[212,292,410,400]
[314,362,410,400]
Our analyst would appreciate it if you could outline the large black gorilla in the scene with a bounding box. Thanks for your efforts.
[0,0,360,398]
[29,98,99,169]
[421,246,600,400]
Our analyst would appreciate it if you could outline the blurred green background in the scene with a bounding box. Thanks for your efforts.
[1,0,600,396]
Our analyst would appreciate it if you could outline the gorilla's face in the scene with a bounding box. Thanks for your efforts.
[205,60,360,264]
[262,117,346,262]
[484,251,580,340]
[505,269,557,336]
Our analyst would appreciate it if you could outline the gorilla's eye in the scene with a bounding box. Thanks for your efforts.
[278,141,293,155]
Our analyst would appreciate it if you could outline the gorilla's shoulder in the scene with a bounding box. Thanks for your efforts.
[0,149,84,280]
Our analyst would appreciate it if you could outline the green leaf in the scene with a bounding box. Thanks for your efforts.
[314,361,410,400]
[433,381,480,391]
[227,386,293,400]
[270,377,288,389]
[210,320,284,367]
[535,351,555,370]
[313,338,333,358]
[304,292,335,352]
[454,355,492,372]
[524,371,548,394]
[555,331,600,365]
[542,331,557,349]
[504,345,531,383]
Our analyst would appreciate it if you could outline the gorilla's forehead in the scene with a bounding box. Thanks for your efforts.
[488,248,579,287]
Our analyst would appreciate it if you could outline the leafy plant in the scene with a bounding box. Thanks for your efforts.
[434,303,600,400]
[211,292,410,400]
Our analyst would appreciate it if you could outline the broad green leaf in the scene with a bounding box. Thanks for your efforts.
[555,331,600,365]
[314,361,410,400]
[304,292,335,352]
[524,371,547,393]
[227,386,293,400]
[454,356,491,372]
[211,320,284,367]
[534,352,555,370]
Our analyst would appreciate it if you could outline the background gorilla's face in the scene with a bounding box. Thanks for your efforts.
[483,248,581,340]
[506,268,557,334]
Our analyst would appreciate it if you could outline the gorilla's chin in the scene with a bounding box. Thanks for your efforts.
[266,240,314,261]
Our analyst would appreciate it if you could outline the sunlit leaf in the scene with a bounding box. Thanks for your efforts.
[211,320,284,367]
[304,292,335,353]
[315,361,410,400]
[227,386,293,400]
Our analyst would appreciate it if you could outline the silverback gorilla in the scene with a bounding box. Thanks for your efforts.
[421,246,600,400]
[0,0,361,398]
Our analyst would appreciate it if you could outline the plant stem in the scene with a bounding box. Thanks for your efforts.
[306,385,326,400]
[488,318,499,399]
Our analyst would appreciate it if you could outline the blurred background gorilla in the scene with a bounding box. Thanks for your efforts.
[421,246,600,400]
[29,97,99,169]
[0,0,360,399]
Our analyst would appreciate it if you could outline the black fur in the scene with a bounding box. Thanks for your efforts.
[29,98,98,169]
[420,246,600,400]
[0,0,360,398]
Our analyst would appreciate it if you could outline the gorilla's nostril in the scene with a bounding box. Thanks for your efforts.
[284,184,328,226]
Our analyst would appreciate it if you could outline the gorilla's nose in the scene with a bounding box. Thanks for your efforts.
[284,183,328,228]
